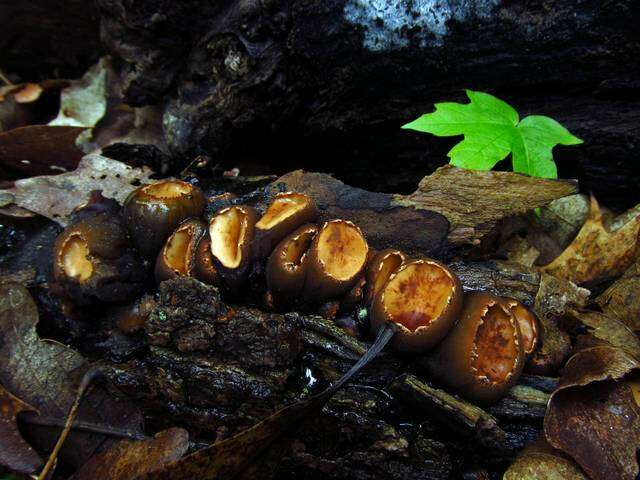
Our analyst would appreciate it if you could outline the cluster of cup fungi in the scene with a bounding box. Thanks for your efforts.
[52,179,539,405]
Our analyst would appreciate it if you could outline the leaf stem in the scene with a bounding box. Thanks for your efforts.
[37,368,103,480]
[20,411,147,441]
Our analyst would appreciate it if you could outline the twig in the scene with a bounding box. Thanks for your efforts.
[20,411,147,441]
[37,368,104,480]
[0,68,13,86]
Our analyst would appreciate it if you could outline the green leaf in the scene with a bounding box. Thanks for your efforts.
[402,90,583,179]
[514,115,583,179]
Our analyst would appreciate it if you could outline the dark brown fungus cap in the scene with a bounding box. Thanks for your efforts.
[207,205,259,290]
[193,235,221,286]
[370,258,462,354]
[253,192,318,259]
[123,180,206,258]
[340,274,367,314]
[364,249,406,307]
[114,294,157,334]
[426,292,525,404]
[52,212,145,304]
[154,218,206,283]
[266,223,318,306]
[302,219,369,304]
[499,297,539,358]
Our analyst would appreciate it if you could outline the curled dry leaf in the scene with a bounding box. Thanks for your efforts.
[0,282,143,468]
[596,261,640,333]
[542,196,640,285]
[535,194,590,249]
[71,428,189,480]
[544,345,640,480]
[504,437,588,480]
[0,385,43,475]
[0,153,153,225]
[564,308,640,359]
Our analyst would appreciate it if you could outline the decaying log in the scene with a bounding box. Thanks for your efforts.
[92,276,573,478]
[96,0,640,209]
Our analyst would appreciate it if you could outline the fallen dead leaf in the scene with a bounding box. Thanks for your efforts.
[49,59,108,129]
[0,125,86,177]
[535,194,590,249]
[596,261,640,333]
[70,428,189,480]
[544,345,640,480]
[542,196,640,285]
[0,385,43,475]
[564,309,640,359]
[135,394,322,480]
[0,282,144,468]
[527,273,588,375]
[504,437,588,480]
[0,152,153,225]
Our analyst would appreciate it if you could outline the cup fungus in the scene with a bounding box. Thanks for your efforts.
[193,235,221,286]
[123,179,206,258]
[253,192,318,259]
[302,219,369,304]
[364,249,406,307]
[114,294,157,334]
[266,223,318,306]
[426,292,525,404]
[206,205,259,289]
[155,218,206,283]
[500,297,539,359]
[370,258,462,354]
[52,212,145,304]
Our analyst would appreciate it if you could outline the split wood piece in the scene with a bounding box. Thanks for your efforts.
[271,167,577,254]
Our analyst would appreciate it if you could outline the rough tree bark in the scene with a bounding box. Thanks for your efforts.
[97,0,640,209]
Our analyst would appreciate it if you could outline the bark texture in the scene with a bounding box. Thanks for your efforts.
[97,0,640,209]
[97,277,558,479]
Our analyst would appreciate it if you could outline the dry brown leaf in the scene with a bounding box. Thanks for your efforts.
[526,273,588,375]
[0,153,153,225]
[0,125,86,177]
[504,437,588,480]
[564,308,640,359]
[542,196,640,285]
[0,384,43,475]
[0,282,144,468]
[71,428,189,480]
[536,194,590,249]
[596,261,640,333]
[544,346,640,480]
